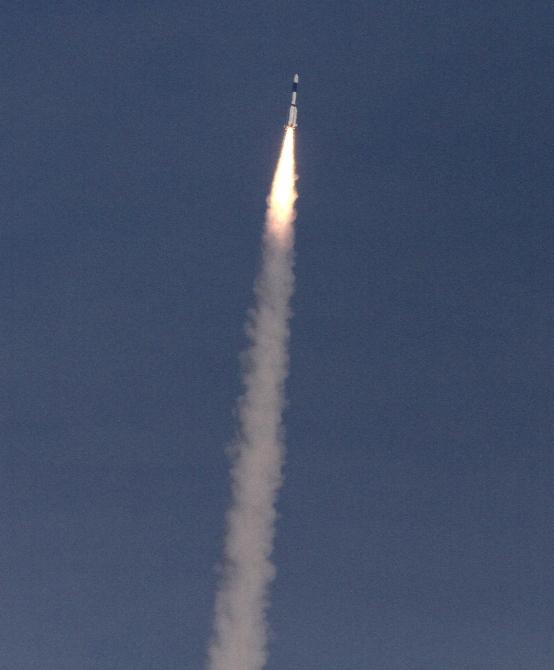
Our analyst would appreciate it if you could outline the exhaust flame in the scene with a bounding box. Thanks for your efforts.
[207,126,297,670]
[268,127,298,239]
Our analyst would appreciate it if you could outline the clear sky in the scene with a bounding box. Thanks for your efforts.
[2,2,552,669]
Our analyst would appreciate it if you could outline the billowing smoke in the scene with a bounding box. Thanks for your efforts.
[208,127,298,670]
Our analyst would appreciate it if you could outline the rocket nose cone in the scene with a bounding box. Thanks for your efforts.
[293,74,299,83]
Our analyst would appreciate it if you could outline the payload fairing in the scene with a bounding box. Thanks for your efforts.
[286,74,299,129]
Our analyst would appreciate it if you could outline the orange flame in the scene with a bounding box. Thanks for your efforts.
[267,127,297,242]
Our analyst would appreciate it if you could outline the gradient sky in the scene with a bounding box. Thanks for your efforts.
[2,2,552,669]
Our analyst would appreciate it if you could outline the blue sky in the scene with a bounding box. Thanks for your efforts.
[2,2,552,668]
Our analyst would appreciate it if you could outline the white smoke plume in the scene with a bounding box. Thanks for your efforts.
[208,127,298,670]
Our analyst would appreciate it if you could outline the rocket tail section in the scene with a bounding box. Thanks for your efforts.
[287,105,297,129]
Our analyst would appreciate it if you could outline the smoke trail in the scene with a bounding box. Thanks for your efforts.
[208,127,297,670]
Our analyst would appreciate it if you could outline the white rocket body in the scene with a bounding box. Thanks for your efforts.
[286,74,299,128]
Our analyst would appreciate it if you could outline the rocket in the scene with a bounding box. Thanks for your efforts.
[286,74,299,129]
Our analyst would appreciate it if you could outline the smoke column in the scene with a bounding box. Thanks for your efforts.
[208,126,298,670]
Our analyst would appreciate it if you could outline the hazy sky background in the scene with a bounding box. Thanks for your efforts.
[2,2,552,669]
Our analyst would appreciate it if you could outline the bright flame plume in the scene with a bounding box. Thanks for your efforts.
[267,127,298,240]
[207,127,297,670]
